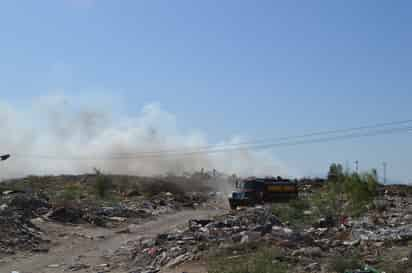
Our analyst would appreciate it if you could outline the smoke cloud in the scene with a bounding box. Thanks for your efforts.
[0,94,293,179]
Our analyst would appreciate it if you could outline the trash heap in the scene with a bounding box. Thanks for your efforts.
[111,207,299,273]
[0,193,51,256]
[111,190,412,273]
[47,204,152,227]
[0,207,48,257]
[0,188,209,259]
[47,191,208,227]
[350,196,412,242]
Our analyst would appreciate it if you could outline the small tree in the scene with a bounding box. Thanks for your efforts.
[94,168,112,199]
[314,163,379,220]
[328,163,344,183]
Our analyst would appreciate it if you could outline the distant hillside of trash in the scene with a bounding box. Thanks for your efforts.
[0,171,228,258]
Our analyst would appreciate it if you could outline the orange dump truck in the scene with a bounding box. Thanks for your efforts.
[229,177,298,209]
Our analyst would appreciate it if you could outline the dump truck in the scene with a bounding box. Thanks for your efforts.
[229,177,298,209]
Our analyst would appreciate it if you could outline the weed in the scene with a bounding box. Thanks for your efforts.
[208,247,288,273]
[94,169,112,199]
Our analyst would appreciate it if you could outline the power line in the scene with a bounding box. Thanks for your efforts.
[91,118,412,156]
[12,124,412,161]
[16,118,412,159]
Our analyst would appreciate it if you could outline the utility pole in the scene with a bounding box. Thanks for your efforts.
[345,160,350,174]
[354,160,359,173]
[383,162,387,184]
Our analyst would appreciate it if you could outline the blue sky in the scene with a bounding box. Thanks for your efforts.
[1,1,411,182]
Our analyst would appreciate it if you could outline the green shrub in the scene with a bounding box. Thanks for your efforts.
[343,172,378,216]
[314,164,379,219]
[60,184,82,201]
[208,247,288,273]
[94,169,112,199]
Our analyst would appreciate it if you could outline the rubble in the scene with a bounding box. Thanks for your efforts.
[4,193,50,218]
[46,191,203,227]
[0,208,48,257]
[1,173,412,273]
[67,263,90,271]
[110,207,300,272]
[350,195,412,242]
[0,174,212,261]
[106,183,412,273]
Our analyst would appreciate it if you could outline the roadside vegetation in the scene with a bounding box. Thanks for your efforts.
[93,168,113,199]
[272,163,380,228]
[208,245,288,273]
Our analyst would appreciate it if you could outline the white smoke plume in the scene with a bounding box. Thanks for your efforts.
[0,94,293,179]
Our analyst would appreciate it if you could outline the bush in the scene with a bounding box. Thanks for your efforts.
[314,164,379,219]
[94,169,112,199]
[343,173,378,216]
[60,184,82,202]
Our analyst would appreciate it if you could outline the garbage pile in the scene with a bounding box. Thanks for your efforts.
[0,187,210,259]
[122,192,208,216]
[111,207,300,272]
[47,205,152,227]
[47,191,207,227]
[350,195,412,242]
[110,188,412,273]
[0,206,48,257]
[0,192,50,256]
[1,192,50,218]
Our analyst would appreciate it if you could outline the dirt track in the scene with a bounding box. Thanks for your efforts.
[0,209,223,273]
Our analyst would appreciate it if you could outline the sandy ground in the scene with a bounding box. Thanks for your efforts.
[0,209,224,273]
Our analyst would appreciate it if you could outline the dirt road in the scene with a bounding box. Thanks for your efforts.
[0,209,223,273]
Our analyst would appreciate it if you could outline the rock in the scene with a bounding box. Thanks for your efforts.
[304,262,320,272]
[3,190,20,195]
[108,216,127,222]
[126,189,141,197]
[232,233,242,243]
[68,263,90,271]
[343,240,360,246]
[142,238,156,248]
[32,246,49,253]
[292,247,323,257]
[165,253,192,268]
[240,234,249,244]
[48,207,83,224]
